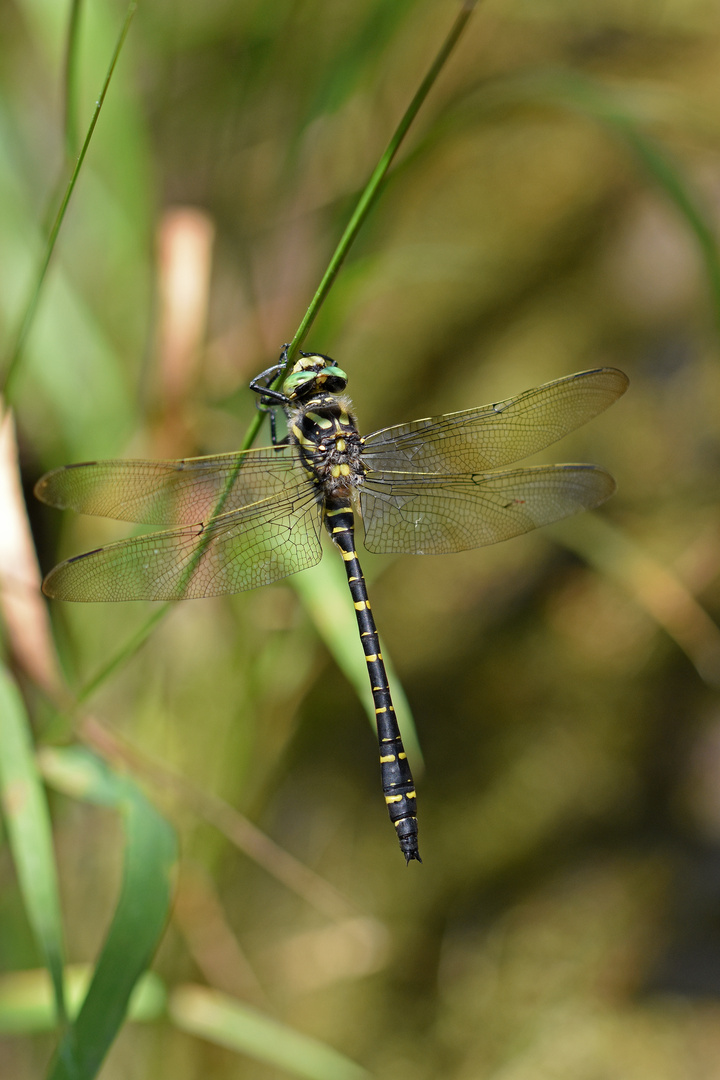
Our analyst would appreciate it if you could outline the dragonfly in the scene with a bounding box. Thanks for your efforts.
[36,350,628,863]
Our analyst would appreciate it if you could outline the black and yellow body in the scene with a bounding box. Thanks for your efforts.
[36,346,628,864]
[253,353,421,862]
[327,499,419,862]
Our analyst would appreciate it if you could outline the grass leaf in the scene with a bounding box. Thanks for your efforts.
[44,747,177,1080]
[0,666,67,1027]
[170,984,369,1080]
[0,965,165,1035]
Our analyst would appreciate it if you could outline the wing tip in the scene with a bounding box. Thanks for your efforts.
[34,462,97,508]
[575,366,630,399]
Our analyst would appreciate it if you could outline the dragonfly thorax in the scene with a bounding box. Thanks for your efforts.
[288,393,365,498]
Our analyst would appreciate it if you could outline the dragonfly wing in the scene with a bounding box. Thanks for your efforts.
[34,446,300,525]
[362,368,628,473]
[42,486,323,601]
[360,465,616,555]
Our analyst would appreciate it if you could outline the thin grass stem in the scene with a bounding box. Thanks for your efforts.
[63,0,83,159]
[76,605,169,705]
[75,2,478,700]
[1,2,137,401]
[254,0,478,409]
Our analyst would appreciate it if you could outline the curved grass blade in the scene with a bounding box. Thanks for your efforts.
[169,984,369,1080]
[620,130,720,335]
[0,965,165,1035]
[199,0,478,559]
[267,0,478,401]
[474,69,720,336]
[552,514,720,689]
[70,1,478,702]
[43,745,178,1080]
[554,72,720,336]
[62,0,83,160]
[1,1,137,400]
[76,604,169,704]
[76,717,365,922]
[0,666,67,1030]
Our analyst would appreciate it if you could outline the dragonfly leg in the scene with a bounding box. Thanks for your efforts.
[249,356,293,447]
[248,343,296,404]
[249,364,288,407]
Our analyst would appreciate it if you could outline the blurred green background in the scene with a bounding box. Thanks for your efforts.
[4,0,720,1076]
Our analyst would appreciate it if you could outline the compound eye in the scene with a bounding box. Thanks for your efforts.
[282,357,347,397]
[282,371,315,396]
[321,365,348,391]
[325,364,347,381]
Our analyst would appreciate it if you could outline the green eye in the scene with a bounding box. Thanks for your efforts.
[282,358,348,397]
[282,371,314,395]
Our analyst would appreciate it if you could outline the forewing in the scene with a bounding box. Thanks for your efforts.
[360,465,616,555]
[362,368,628,473]
[34,446,299,526]
[42,486,323,601]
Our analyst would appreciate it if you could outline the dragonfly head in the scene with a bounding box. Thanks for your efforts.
[282,354,348,400]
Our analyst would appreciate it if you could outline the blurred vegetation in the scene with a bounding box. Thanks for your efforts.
[3,0,720,1076]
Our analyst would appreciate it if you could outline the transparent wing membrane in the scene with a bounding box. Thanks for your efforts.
[362,368,628,473]
[360,464,616,555]
[37,359,627,868]
[34,446,298,526]
[38,366,627,602]
[42,488,323,601]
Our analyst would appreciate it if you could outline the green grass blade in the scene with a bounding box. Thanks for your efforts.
[556,72,720,334]
[0,665,67,1029]
[618,129,720,334]
[70,2,478,701]
[76,604,170,704]
[169,984,369,1080]
[1,1,137,401]
[160,1,478,622]
[62,0,83,159]
[476,69,720,335]
[43,746,178,1080]
[550,514,720,687]
[0,966,166,1035]
[259,0,478,407]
